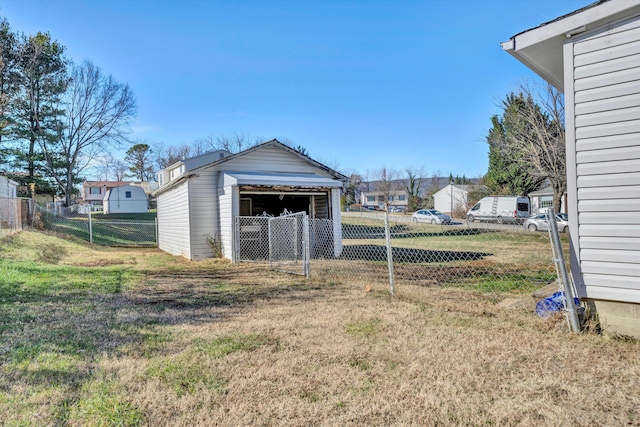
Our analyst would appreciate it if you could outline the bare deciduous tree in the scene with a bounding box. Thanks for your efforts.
[112,158,128,181]
[502,81,566,211]
[404,166,425,211]
[153,141,192,170]
[372,167,402,210]
[45,60,136,206]
[194,132,262,154]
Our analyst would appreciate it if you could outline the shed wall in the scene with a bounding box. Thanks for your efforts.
[213,145,334,177]
[187,170,220,260]
[566,14,640,302]
[157,181,191,259]
[104,187,148,214]
[218,185,235,261]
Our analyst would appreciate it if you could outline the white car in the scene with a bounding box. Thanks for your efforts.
[524,213,569,233]
[412,209,451,225]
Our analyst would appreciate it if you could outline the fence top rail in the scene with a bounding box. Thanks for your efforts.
[91,220,156,225]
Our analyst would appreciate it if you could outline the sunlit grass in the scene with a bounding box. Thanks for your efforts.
[0,230,637,426]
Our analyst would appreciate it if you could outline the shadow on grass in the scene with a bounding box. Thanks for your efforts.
[342,223,489,240]
[339,244,492,263]
[0,261,339,422]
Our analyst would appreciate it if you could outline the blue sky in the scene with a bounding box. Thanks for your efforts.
[1,0,590,178]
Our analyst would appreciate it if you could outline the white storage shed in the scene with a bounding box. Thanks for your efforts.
[0,176,18,198]
[103,185,149,214]
[503,0,640,337]
[433,184,472,216]
[153,139,347,261]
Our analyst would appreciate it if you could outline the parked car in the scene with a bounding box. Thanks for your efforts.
[412,209,451,224]
[388,206,406,213]
[524,213,569,233]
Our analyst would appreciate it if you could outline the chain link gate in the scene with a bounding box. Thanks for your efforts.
[235,212,310,276]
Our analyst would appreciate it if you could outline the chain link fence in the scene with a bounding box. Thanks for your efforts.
[0,197,34,238]
[32,203,157,247]
[235,210,570,296]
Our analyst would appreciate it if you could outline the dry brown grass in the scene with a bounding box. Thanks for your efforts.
[1,231,639,426]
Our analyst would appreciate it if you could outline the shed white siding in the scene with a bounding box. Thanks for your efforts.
[154,140,345,262]
[565,14,640,303]
[103,186,148,214]
[218,186,237,261]
[157,181,191,259]
[212,145,334,177]
[187,170,220,260]
[0,176,18,198]
[331,188,343,257]
[433,184,468,215]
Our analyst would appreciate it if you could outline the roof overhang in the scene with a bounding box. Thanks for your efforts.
[222,172,343,189]
[501,0,640,91]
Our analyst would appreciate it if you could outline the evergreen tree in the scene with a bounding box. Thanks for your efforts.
[125,143,154,181]
[485,99,545,196]
[12,32,68,179]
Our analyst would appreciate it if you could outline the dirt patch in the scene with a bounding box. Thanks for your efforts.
[72,259,138,267]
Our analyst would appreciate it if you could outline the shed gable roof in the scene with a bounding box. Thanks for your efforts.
[195,139,346,179]
[153,139,346,196]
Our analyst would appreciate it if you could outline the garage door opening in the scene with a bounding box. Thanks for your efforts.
[239,191,331,219]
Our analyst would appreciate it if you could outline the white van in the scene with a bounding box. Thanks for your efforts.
[466,196,530,224]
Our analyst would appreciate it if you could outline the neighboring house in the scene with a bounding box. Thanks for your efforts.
[153,139,347,261]
[83,180,158,207]
[360,190,409,210]
[103,185,148,214]
[0,176,18,198]
[528,185,568,214]
[503,0,640,337]
[433,184,485,216]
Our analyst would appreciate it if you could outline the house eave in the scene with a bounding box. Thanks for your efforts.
[152,173,198,197]
[501,0,640,91]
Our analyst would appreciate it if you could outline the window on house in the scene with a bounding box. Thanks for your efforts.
[89,187,101,195]
[540,196,553,208]
[378,196,385,202]
[389,195,394,201]
[398,195,406,201]
[125,191,132,198]
[366,196,375,202]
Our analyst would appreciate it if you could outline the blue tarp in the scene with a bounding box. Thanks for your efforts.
[536,291,580,317]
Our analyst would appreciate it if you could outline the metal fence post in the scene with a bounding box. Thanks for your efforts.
[155,217,159,246]
[88,208,93,244]
[303,215,310,278]
[548,207,581,332]
[384,209,395,295]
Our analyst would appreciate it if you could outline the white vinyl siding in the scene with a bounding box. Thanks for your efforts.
[157,181,191,259]
[331,188,343,257]
[154,141,343,262]
[210,145,334,177]
[567,13,640,303]
[218,185,235,261]
[188,170,219,260]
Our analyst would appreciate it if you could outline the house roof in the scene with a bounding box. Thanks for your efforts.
[154,139,347,196]
[361,189,408,196]
[501,0,640,90]
[83,180,141,188]
[104,185,148,199]
[433,184,487,196]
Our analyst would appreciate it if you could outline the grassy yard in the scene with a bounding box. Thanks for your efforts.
[36,210,157,246]
[1,231,638,426]
[336,216,566,294]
